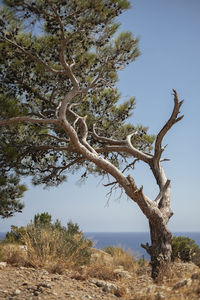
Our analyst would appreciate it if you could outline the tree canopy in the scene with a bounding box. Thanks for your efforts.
[0,0,154,214]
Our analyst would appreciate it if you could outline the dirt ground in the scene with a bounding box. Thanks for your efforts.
[0,262,199,300]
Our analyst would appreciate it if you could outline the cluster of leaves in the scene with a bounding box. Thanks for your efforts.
[171,236,200,265]
[0,174,26,218]
[4,212,93,266]
[0,0,154,213]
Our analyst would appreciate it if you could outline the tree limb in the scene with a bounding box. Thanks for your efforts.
[0,117,59,127]
[38,133,69,144]
[154,179,171,204]
[126,133,152,163]
[141,243,152,255]
[154,89,184,163]
[92,125,127,145]
[53,9,79,89]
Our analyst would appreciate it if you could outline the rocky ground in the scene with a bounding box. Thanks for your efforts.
[0,261,200,300]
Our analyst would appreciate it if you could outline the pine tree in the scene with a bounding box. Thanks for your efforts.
[0,0,183,279]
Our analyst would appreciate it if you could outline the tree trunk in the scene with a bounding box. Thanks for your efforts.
[149,221,172,280]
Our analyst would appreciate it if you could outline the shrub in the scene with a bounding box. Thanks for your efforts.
[3,225,26,244]
[3,213,93,270]
[1,244,26,266]
[171,236,200,262]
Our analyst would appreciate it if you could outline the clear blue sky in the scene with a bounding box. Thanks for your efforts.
[1,0,200,233]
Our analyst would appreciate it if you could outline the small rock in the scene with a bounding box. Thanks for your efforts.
[114,269,132,279]
[191,272,200,280]
[14,289,21,295]
[91,279,105,287]
[91,279,117,294]
[34,291,40,296]
[37,283,52,289]
[65,291,74,298]
[172,279,188,290]
[102,282,117,293]
[0,262,7,269]
[154,292,165,300]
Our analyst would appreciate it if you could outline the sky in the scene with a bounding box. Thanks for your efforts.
[0,0,200,233]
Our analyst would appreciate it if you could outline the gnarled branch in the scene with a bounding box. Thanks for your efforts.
[126,133,152,163]
[0,117,59,127]
[154,89,184,163]
[93,125,127,145]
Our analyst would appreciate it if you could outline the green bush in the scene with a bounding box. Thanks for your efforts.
[3,225,26,244]
[171,236,200,262]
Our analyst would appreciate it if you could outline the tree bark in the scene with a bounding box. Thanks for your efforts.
[141,178,173,280]
[149,221,172,280]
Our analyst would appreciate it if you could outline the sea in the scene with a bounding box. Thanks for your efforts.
[84,232,200,260]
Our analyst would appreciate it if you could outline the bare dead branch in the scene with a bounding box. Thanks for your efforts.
[154,89,184,163]
[66,105,96,153]
[92,125,127,145]
[154,179,171,204]
[58,157,83,175]
[122,159,139,173]
[141,243,152,255]
[103,180,117,187]
[126,133,152,163]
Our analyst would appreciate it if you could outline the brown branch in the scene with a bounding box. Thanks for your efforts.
[122,159,139,173]
[92,125,127,145]
[38,133,69,144]
[65,104,96,154]
[53,9,79,89]
[31,145,70,152]
[103,181,117,187]
[49,82,58,103]
[126,133,152,163]
[58,157,83,174]
[154,89,184,163]
[141,243,152,255]
[103,160,138,187]
[0,117,59,127]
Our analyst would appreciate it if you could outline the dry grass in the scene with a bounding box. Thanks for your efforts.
[82,263,119,281]
[103,246,138,272]
[1,244,27,266]
[1,226,92,272]
[1,240,200,300]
